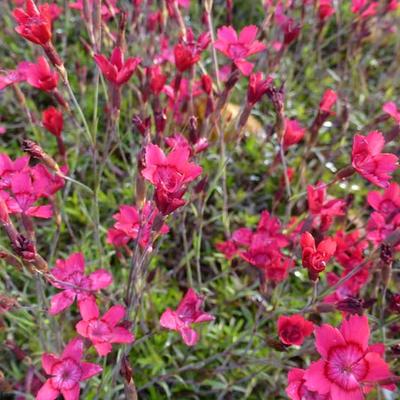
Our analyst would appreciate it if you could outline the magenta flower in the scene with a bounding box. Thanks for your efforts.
[352,131,398,188]
[0,171,53,219]
[367,182,400,215]
[0,67,27,90]
[94,47,141,86]
[0,154,30,189]
[18,56,58,92]
[286,368,329,400]
[214,25,266,76]
[48,252,113,315]
[107,201,169,249]
[303,315,395,400]
[36,338,102,400]
[76,302,134,356]
[160,288,214,346]
[307,183,345,217]
[141,144,202,213]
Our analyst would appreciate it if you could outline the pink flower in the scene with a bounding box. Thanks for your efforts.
[303,315,395,400]
[383,101,400,124]
[76,302,134,356]
[351,0,379,17]
[367,211,400,246]
[367,182,400,215]
[319,89,338,113]
[36,338,102,400]
[0,154,30,190]
[42,107,63,137]
[48,252,113,315]
[18,57,58,92]
[278,315,314,346]
[286,368,329,400]
[13,0,52,45]
[351,131,398,188]
[0,171,53,219]
[0,67,26,90]
[94,47,141,86]
[107,201,169,249]
[247,72,272,105]
[174,30,210,72]
[214,25,266,76]
[307,183,346,228]
[275,9,301,46]
[300,232,336,281]
[283,118,305,148]
[160,288,214,346]
[141,144,202,214]
[31,164,66,198]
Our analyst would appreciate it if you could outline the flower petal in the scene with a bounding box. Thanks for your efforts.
[36,380,59,400]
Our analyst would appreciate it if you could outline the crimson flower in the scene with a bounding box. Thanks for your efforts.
[351,131,398,188]
[214,25,266,76]
[13,0,52,45]
[318,0,335,22]
[283,118,305,148]
[160,288,214,346]
[278,315,314,346]
[174,30,211,73]
[42,107,63,137]
[247,72,272,106]
[147,65,167,95]
[76,302,134,356]
[107,201,169,249]
[300,232,336,281]
[36,338,102,400]
[18,57,58,92]
[94,47,141,86]
[48,252,113,315]
[286,368,329,400]
[303,315,395,400]
[319,89,338,113]
[383,101,400,124]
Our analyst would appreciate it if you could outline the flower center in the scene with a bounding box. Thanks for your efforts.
[51,358,82,390]
[228,44,248,58]
[87,319,112,342]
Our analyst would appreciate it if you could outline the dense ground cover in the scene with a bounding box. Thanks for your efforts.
[0,0,399,399]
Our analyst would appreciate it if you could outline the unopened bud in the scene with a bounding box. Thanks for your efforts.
[336,297,364,316]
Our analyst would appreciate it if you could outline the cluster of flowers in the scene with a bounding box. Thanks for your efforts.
[0,0,399,399]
